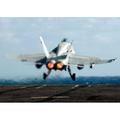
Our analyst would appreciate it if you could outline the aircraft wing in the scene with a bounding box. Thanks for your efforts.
[17,53,45,63]
[69,54,116,65]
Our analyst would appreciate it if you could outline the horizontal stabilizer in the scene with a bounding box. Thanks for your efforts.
[107,58,117,63]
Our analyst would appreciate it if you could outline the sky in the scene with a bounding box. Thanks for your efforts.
[0,17,120,79]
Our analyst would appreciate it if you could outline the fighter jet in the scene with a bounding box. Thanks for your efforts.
[18,36,116,80]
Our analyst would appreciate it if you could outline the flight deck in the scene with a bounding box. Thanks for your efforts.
[0,84,120,102]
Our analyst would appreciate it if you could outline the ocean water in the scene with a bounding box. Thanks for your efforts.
[0,77,120,86]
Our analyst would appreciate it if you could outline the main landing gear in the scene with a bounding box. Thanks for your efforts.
[68,66,76,81]
[43,70,51,80]
[42,66,76,81]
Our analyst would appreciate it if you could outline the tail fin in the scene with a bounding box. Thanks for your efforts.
[40,36,50,58]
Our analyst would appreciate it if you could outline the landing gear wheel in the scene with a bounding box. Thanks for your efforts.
[71,73,76,81]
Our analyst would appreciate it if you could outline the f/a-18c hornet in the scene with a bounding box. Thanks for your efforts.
[18,36,116,81]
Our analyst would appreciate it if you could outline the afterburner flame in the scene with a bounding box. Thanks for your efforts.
[47,62,54,69]
[56,63,63,70]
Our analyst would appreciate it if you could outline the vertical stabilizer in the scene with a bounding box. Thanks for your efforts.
[40,36,50,58]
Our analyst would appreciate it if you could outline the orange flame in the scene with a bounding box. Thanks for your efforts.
[56,63,63,70]
[47,62,54,69]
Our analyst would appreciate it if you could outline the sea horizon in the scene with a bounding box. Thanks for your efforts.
[0,76,120,86]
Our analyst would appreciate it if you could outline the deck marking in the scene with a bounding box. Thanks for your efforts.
[72,84,79,89]
[31,96,69,99]
[31,96,48,99]
[35,84,47,89]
